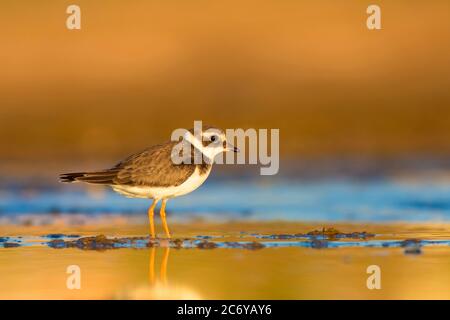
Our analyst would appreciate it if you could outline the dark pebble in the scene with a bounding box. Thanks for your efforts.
[196,241,217,249]
[3,242,21,248]
[242,242,265,250]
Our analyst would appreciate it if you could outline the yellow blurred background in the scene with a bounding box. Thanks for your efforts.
[1,0,450,163]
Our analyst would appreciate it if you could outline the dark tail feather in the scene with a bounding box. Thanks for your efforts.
[59,171,118,185]
[59,172,86,183]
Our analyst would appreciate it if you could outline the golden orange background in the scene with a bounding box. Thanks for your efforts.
[1,1,449,162]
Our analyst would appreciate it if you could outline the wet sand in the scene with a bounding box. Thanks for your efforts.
[0,222,449,299]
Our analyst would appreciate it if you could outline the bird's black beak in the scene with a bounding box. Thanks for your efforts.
[226,142,239,153]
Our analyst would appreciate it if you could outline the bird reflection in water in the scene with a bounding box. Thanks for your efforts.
[117,245,201,300]
[149,245,169,286]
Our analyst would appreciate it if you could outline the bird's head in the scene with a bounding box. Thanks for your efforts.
[184,126,239,162]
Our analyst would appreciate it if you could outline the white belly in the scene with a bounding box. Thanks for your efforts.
[111,167,211,199]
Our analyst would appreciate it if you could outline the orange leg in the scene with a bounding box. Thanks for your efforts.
[147,199,158,239]
[160,198,171,239]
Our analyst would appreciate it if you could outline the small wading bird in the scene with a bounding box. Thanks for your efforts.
[60,126,238,239]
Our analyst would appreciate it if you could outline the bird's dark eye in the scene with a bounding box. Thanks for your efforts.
[210,135,217,142]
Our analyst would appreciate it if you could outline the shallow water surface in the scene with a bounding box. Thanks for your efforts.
[0,222,449,299]
[1,243,449,299]
[1,177,450,299]
[1,178,450,223]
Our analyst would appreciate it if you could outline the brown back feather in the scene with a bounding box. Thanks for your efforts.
[60,140,212,187]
